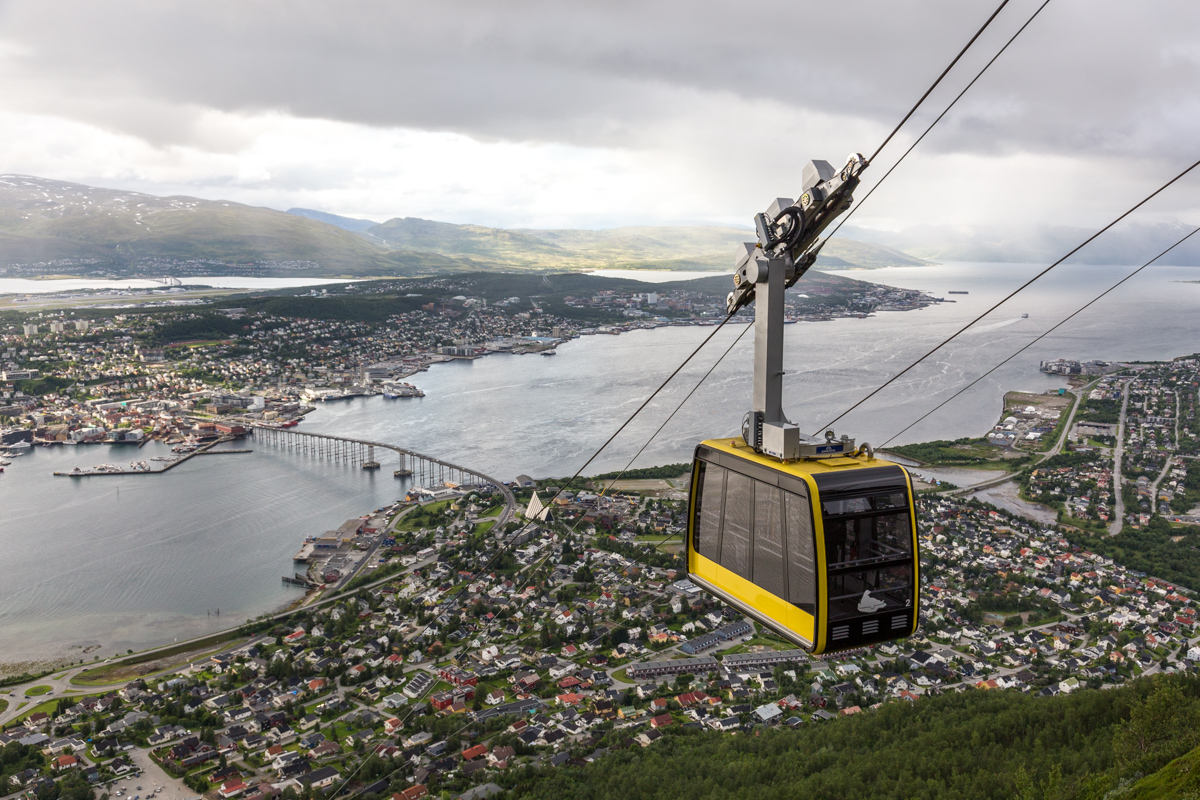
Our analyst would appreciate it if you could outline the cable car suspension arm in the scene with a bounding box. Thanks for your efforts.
[725,153,867,460]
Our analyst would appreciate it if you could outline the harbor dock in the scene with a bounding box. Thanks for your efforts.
[53,438,241,477]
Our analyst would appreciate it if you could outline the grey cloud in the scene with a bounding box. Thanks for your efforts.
[5,0,1200,234]
[9,0,1196,159]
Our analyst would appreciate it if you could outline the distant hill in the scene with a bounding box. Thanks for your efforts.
[0,175,930,277]
[365,217,575,267]
[286,207,380,232]
[0,174,465,275]
[363,216,929,271]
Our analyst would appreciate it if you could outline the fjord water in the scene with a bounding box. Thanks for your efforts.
[2,262,1198,664]
[0,276,355,294]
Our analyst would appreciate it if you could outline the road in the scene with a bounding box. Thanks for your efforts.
[1110,379,1132,534]
[1147,389,1181,510]
[1043,377,1103,459]
[941,378,1101,501]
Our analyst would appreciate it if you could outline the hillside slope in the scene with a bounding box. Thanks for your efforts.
[1122,745,1200,799]
[0,175,398,272]
[286,207,380,232]
[506,677,1200,800]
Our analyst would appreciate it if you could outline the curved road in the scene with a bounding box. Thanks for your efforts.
[939,377,1102,501]
[1110,379,1132,534]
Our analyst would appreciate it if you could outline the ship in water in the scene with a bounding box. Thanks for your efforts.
[382,382,425,398]
[948,290,969,294]
[301,387,364,403]
[1021,313,1029,318]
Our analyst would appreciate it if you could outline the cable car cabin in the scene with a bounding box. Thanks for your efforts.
[687,438,919,654]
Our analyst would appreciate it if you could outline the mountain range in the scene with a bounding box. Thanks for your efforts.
[0,175,927,277]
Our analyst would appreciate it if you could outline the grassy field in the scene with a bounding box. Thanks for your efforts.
[633,533,683,552]
[722,635,792,654]
[15,698,63,723]
[395,500,453,532]
[887,438,1025,469]
[0,699,7,715]
[71,629,248,686]
[24,685,52,696]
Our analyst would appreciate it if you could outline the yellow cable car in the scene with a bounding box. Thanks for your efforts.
[686,438,919,654]
[686,155,920,654]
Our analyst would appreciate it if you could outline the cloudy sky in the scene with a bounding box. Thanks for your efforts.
[3,0,1200,231]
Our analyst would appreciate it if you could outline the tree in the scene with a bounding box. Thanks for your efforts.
[1113,680,1200,777]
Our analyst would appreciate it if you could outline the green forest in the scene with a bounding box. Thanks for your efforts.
[504,676,1200,800]
[590,463,691,481]
[1076,397,1122,425]
[1068,516,1200,591]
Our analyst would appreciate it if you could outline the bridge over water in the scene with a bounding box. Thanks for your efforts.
[247,423,514,508]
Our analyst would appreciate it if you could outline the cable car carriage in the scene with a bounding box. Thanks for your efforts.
[686,155,920,654]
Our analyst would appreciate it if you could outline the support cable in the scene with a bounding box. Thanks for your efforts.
[828,0,1053,242]
[595,323,754,500]
[815,154,1200,436]
[878,224,1200,448]
[868,0,1013,163]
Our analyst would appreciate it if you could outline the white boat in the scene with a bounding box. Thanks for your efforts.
[301,387,356,402]
[382,382,425,398]
[6,441,31,450]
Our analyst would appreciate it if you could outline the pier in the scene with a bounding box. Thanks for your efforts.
[51,421,517,532]
[282,573,321,589]
[54,437,235,477]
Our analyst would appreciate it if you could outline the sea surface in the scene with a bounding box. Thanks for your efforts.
[3,261,1199,663]
[585,269,721,283]
[0,277,357,295]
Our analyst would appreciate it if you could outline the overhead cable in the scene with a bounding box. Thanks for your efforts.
[828,0,1053,242]
[814,154,1200,436]
[868,0,1013,163]
[879,224,1200,448]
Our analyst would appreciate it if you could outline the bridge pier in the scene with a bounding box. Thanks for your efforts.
[249,423,504,498]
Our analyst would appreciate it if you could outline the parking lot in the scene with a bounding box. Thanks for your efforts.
[120,748,198,800]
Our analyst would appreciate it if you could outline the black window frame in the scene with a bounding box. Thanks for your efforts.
[813,466,916,625]
[691,447,819,614]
